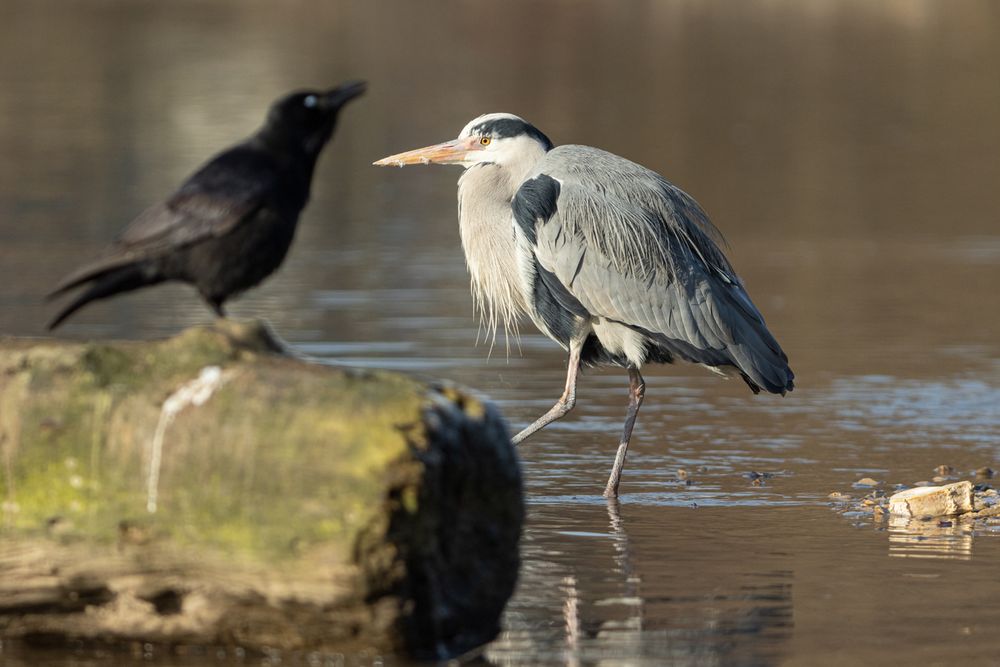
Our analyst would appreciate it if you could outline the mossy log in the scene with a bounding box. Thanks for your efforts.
[0,321,522,659]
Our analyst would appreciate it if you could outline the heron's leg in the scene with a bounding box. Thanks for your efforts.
[603,367,646,498]
[511,341,582,445]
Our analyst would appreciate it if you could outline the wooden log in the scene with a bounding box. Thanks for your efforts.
[0,320,522,660]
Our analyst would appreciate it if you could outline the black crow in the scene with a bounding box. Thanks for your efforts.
[47,80,367,330]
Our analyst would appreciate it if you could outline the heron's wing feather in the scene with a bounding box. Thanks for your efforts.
[116,146,278,254]
[515,145,793,393]
[523,145,736,279]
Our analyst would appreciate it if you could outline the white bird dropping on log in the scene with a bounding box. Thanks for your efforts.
[147,365,228,513]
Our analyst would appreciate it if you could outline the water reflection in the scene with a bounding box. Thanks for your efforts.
[888,515,974,561]
[1,0,1000,664]
[489,502,794,665]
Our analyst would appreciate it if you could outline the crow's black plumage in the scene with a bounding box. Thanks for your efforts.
[47,80,367,329]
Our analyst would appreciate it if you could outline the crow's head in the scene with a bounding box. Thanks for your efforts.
[264,80,367,156]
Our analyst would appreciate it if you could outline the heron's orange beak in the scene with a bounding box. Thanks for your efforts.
[373,136,482,167]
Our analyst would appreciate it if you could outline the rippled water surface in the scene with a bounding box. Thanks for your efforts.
[1,1,999,665]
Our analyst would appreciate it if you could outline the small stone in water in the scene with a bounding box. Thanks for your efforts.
[934,465,955,477]
[975,467,996,479]
[932,476,947,483]
[828,492,851,501]
[853,477,879,488]
[889,481,974,518]
[676,469,688,480]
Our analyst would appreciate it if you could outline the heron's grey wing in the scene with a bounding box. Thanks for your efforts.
[514,145,793,394]
[116,146,278,255]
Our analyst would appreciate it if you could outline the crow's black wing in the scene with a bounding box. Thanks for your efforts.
[117,145,279,252]
[49,145,280,297]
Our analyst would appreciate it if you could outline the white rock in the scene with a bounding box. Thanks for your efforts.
[889,481,975,518]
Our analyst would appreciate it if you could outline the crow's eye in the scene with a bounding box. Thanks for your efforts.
[479,136,492,146]
[303,95,318,108]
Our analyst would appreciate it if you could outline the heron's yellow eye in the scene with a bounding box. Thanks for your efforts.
[479,136,492,146]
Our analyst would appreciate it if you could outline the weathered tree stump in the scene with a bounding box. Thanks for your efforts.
[0,321,523,660]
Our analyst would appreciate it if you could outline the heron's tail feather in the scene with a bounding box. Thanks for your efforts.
[647,277,794,395]
[723,308,794,396]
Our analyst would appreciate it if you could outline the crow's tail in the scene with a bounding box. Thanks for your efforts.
[47,263,160,330]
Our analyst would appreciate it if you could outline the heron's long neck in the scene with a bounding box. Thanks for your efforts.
[457,163,529,344]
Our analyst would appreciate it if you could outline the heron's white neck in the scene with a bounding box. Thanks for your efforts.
[457,163,531,348]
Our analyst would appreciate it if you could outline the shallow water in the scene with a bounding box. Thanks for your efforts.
[1,1,999,665]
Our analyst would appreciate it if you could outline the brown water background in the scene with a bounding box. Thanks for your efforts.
[1,1,999,665]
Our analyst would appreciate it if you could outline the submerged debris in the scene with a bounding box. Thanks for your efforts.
[831,467,1000,533]
[744,470,782,480]
[743,470,789,488]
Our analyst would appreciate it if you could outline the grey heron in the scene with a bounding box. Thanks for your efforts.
[374,113,794,497]
[47,81,367,329]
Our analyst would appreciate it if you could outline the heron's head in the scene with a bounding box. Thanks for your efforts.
[262,80,367,156]
[373,113,553,171]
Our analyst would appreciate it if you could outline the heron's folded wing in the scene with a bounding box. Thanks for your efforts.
[514,146,793,393]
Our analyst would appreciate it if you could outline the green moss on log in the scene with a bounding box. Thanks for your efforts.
[0,321,523,659]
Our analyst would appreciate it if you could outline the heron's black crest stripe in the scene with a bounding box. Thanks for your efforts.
[512,174,560,245]
[471,118,554,151]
